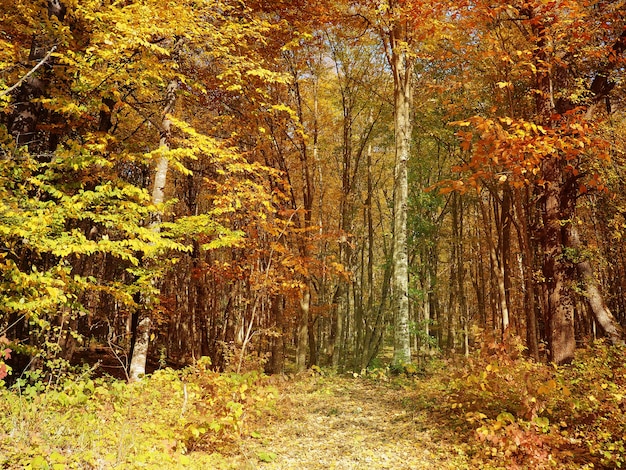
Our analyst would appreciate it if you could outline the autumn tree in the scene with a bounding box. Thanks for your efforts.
[448,0,626,363]
[0,0,298,378]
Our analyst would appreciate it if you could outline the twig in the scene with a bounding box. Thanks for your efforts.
[0,315,26,337]
[180,383,188,419]
[107,334,131,382]
[0,46,57,98]
[235,209,299,374]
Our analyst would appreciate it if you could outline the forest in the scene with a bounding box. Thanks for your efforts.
[1,0,626,468]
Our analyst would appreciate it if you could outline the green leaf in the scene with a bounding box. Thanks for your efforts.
[532,416,550,432]
[496,412,515,424]
[257,451,277,463]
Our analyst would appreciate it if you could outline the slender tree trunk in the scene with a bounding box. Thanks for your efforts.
[287,69,316,373]
[500,186,513,332]
[308,313,319,367]
[389,21,413,367]
[456,196,468,355]
[268,295,285,374]
[333,88,352,368]
[332,288,345,368]
[295,285,310,372]
[363,260,392,368]
[360,137,377,370]
[480,194,510,335]
[513,190,540,359]
[129,79,178,382]
[569,225,625,345]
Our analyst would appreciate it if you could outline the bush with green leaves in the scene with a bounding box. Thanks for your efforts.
[0,359,277,469]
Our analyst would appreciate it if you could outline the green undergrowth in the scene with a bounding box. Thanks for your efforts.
[0,358,277,469]
[410,341,626,469]
[2,344,625,469]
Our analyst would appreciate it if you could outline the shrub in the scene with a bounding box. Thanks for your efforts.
[423,341,626,469]
[0,357,277,468]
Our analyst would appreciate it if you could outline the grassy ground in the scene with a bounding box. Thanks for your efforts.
[1,365,470,470]
[1,343,625,469]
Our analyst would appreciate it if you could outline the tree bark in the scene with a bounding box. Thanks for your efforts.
[128,79,178,382]
[287,67,316,373]
[389,19,413,367]
[513,190,540,360]
[268,295,285,374]
[528,14,626,364]
[569,225,625,346]
[479,194,510,335]
[129,318,151,382]
[528,9,577,364]
[295,285,310,372]
[541,156,577,364]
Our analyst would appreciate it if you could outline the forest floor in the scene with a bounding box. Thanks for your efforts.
[4,346,622,469]
[230,372,471,469]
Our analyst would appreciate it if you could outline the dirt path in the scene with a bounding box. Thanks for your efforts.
[235,374,471,469]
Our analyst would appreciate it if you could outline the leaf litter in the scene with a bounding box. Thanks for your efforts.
[233,373,470,469]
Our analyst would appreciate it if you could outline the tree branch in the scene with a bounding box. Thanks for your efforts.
[589,28,626,101]
[0,46,57,98]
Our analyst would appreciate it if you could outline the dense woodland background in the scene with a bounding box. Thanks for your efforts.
[1,0,626,380]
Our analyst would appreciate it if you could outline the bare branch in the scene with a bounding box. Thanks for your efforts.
[0,46,57,98]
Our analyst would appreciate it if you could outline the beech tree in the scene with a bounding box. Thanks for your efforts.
[448,0,626,363]
[0,0,296,377]
[342,0,428,367]
[2,0,626,379]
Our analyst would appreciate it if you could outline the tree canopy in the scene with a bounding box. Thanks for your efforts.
[1,0,625,381]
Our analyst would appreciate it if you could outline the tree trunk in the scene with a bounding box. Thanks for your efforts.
[360,136,382,370]
[541,156,576,364]
[389,21,413,367]
[569,225,625,346]
[129,318,151,382]
[500,186,513,332]
[530,10,577,364]
[287,67,316,373]
[268,295,285,374]
[513,190,540,360]
[308,313,319,368]
[480,194,510,335]
[296,286,310,372]
[128,79,178,382]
